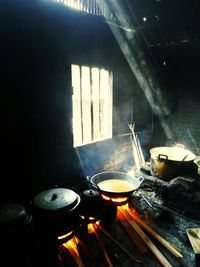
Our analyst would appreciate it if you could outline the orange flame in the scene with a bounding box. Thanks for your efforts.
[62,236,85,267]
[101,194,128,204]
[87,221,100,234]
[63,236,80,255]
[120,203,129,209]
[58,231,73,240]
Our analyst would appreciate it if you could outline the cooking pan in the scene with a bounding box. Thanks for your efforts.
[88,171,144,198]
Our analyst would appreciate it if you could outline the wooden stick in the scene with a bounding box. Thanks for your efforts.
[63,240,85,267]
[117,210,148,254]
[93,224,113,267]
[98,225,143,264]
[118,207,173,267]
[126,207,183,258]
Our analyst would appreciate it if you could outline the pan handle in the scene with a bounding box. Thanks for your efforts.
[137,175,144,183]
[86,176,100,191]
[158,154,168,161]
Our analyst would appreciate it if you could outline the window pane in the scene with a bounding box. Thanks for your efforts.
[71,64,112,147]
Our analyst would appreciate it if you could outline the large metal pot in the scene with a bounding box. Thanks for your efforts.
[150,145,196,180]
[88,171,144,198]
[32,187,81,237]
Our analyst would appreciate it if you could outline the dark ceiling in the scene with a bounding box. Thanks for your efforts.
[125,0,200,48]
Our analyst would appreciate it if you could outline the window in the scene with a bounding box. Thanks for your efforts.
[72,64,113,147]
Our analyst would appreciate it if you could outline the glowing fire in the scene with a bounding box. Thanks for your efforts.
[117,203,138,221]
[101,194,128,203]
[87,221,100,234]
[80,215,97,221]
[58,231,73,240]
[61,235,85,267]
[121,203,129,210]
[63,236,80,255]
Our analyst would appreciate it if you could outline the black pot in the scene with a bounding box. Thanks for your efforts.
[150,146,196,180]
[31,187,81,237]
[0,203,33,267]
[0,202,32,236]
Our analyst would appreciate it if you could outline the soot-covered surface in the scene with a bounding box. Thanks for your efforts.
[59,172,200,267]
[130,171,200,267]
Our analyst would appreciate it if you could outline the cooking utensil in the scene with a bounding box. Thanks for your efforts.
[33,188,81,215]
[88,171,144,198]
[32,188,81,237]
[0,203,32,235]
[150,145,196,180]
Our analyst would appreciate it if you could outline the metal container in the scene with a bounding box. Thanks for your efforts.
[88,171,144,198]
[32,187,81,236]
[150,145,196,181]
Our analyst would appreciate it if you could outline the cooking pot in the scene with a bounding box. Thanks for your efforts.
[0,203,33,266]
[88,171,144,198]
[0,202,32,236]
[32,188,81,236]
[150,145,196,180]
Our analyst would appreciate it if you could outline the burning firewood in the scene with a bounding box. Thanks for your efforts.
[127,204,183,258]
[98,225,143,263]
[118,206,173,267]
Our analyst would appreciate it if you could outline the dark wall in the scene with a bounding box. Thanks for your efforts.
[0,0,152,202]
[3,0,198,204]
[0,0,83,202]
[145,38,200,159]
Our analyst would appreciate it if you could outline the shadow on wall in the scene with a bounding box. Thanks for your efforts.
[75,133,146,178]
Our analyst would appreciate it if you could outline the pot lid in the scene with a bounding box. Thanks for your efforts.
[0,203,29,224]
[33,188,80,213]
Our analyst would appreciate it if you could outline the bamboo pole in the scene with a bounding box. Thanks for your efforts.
[117,210,148,254]
[93,224,113,267]
[126,207,183,258]
[118,207,173,267]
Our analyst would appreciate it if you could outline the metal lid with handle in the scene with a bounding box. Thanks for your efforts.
[33,188,81,215]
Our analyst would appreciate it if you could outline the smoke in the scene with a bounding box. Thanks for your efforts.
[96,0,176,140]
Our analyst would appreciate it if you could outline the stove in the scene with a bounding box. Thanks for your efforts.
[28,185,188,267]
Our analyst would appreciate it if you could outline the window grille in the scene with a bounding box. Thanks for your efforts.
[72,64,113,147]
[53,0,114,21]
